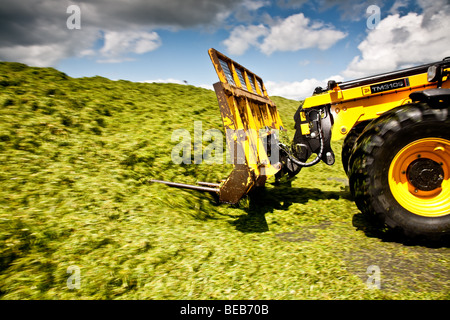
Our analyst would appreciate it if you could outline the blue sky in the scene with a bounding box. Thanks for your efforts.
[1,0,449,99]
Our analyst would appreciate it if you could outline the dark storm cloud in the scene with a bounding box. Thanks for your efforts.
[0,1,67,46]
[0,0,242,65]
[84,0,241,28]
[0,0,241,46]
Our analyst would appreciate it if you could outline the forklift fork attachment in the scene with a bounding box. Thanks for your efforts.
[208,48,285,203]
[149,180,220,194]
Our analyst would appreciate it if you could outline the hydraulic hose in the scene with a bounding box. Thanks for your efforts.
[278,120,324,168]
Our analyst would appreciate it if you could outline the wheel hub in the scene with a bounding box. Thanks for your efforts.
[407,158,444,191]
[388,137,450,217]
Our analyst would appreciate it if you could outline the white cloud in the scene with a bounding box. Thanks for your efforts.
[223,13,347,55]
[98,30,162,63]
[261,13,347,55]
[198,84,214,91]
[142,78,187,85]
[342,0,450,79]
[265,79,321,100]
[0,44,66,67]
[266,74,344,100]
[222,24,269,55]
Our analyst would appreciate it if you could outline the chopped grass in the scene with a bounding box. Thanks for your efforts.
[0,62,449,300]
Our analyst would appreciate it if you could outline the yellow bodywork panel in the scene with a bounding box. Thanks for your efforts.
[302,71,450,141]
[208,48,284,203]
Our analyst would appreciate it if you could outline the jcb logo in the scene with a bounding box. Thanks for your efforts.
[362,87,371,95]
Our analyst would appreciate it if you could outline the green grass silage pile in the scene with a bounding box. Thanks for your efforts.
[0,62,448,300]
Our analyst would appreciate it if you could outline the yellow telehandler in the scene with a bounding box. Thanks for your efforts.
[153,48,450,240]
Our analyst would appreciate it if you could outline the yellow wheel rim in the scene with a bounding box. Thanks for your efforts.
[388,137,450,217]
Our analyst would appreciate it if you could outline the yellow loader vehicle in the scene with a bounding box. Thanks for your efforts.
[153,48,450,240]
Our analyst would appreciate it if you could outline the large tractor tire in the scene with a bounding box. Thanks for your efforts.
[348,103,450,240]
[342,121,368,175]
